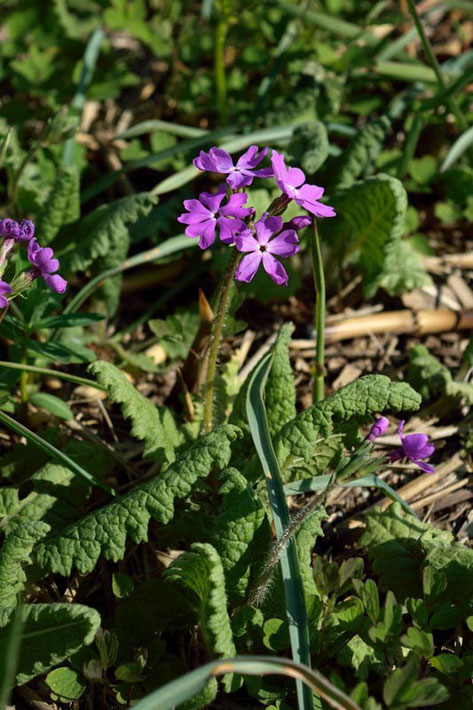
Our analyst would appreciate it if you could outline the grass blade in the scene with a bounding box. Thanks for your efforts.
[284,474,417,517]
[0,606,23,710]
[63,28,104,166]
[133,656,361,710]
[0,361,106,391]
[441,125,473,172]
[246,351,313,710]
[113,120,208,140]
[0,411,115,497]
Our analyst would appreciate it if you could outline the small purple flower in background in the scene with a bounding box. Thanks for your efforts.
[367,416,389,442]
[0,219,20,240]
[194,145,273,189]
[271,151,336,218]
[16,219,35,241]
[27,239,67,294]
[388,420,435,473]
[235,213,299,286]
[178,185,253,249]
[0,280,12,308]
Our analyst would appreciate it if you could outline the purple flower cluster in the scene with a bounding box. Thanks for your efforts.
[0,217,67,308]
[367,416,435,473]
[178,145,336,285]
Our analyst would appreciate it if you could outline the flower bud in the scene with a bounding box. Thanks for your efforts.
[367,416,389,442]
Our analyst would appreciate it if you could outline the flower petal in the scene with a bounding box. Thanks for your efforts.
[262,252,288,286]
[44,273,67,294]
[249,167,274,179]
[178,211,208,225]
[271,150,289,185]
[199,189,226,212]
[218,217,245,245]
[235,251,262,283]
[283,215,312,231]
[286,166,306,188]
[413,460,435,474]
[0,295,8,308]
[194,148,232,173]
[185,219,216,247]
[0,281,12,296]
[182,199,211,215]
[267,229,300,258]
[402,433,435,460]
[226,171,254,189]
[236,145,267,169]
[235,228,260,253]
[297,185,336,217]
[43,258,60,274]
[254,214,283,245]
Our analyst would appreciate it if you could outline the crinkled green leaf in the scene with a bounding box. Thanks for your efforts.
[377,239,431,295]
[212,468,271,604]
[328,174,408,297]
[296,507,327,599]
[89,360,182,463]
[273,375,421,481]
[35,164,80,245]
[289,121,329,175]
[0,603,100,684]
[34,425,241,575]
[409,344,473,403]
[0,522,50,627]
[265,323,297,438]
[165,543,239,692]
[65,193,156,273]
[360,503,454,601]
[334,117,391,189]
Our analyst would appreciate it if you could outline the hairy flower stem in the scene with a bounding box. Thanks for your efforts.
[203,249,240,433]
[311,219,326,403]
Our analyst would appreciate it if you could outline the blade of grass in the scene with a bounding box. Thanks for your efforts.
[397,112,423,179]
[63,28,104,166]
[133,656,360,710]
[284,474,417,517]
[0,361,106,391]
[270,0,373,42]
[0,127,13,170]
[0,410,115,497]
[63,234,195,315]
[441,125,473,172]
[0,606,23,710]
[113,120,209,141]
[246,351,313,710]
[405,0,468,131]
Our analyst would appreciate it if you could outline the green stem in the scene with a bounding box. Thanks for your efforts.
[203,250,240,434]
[405,0,468,132]
[0,361,106,391]
[19,349,29,405]
[214,17,229,125]
[311,220,326,403]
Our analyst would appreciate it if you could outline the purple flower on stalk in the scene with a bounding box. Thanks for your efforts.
[367,416,389,442]
[17,219,35,241]
[235,213,299,286]
[271,151,336,218]
[0,280,12,308]
[27,239,67,294]
[0,219,20,240]
[178,185,253,249]
[194,145,273,189]
[388,420,435,473]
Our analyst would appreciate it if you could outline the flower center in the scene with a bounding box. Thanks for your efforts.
[286,185,298,199]
[259,245,267,252]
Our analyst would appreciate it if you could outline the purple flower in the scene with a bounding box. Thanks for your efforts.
[271,151,336,218]
[235,213,300,286]
[388,420,435,473]
[0,219,20,240]
[17,219,35,242]
[283,215,312,231]
[367,416,389,442]
[0,280,12,309]
[27,239,67,294]
[178,185,253,249]
[194,145,274,189]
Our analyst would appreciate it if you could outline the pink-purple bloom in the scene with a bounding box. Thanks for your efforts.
[194,146,273,189]
[0,218,34,241]
[0,280,12,308]
[178,185,252,249]
[27,239,67,294]
[235,213,299,286]
[271,151,336,218]
[388,420,435,473]
[367,416,389,442]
